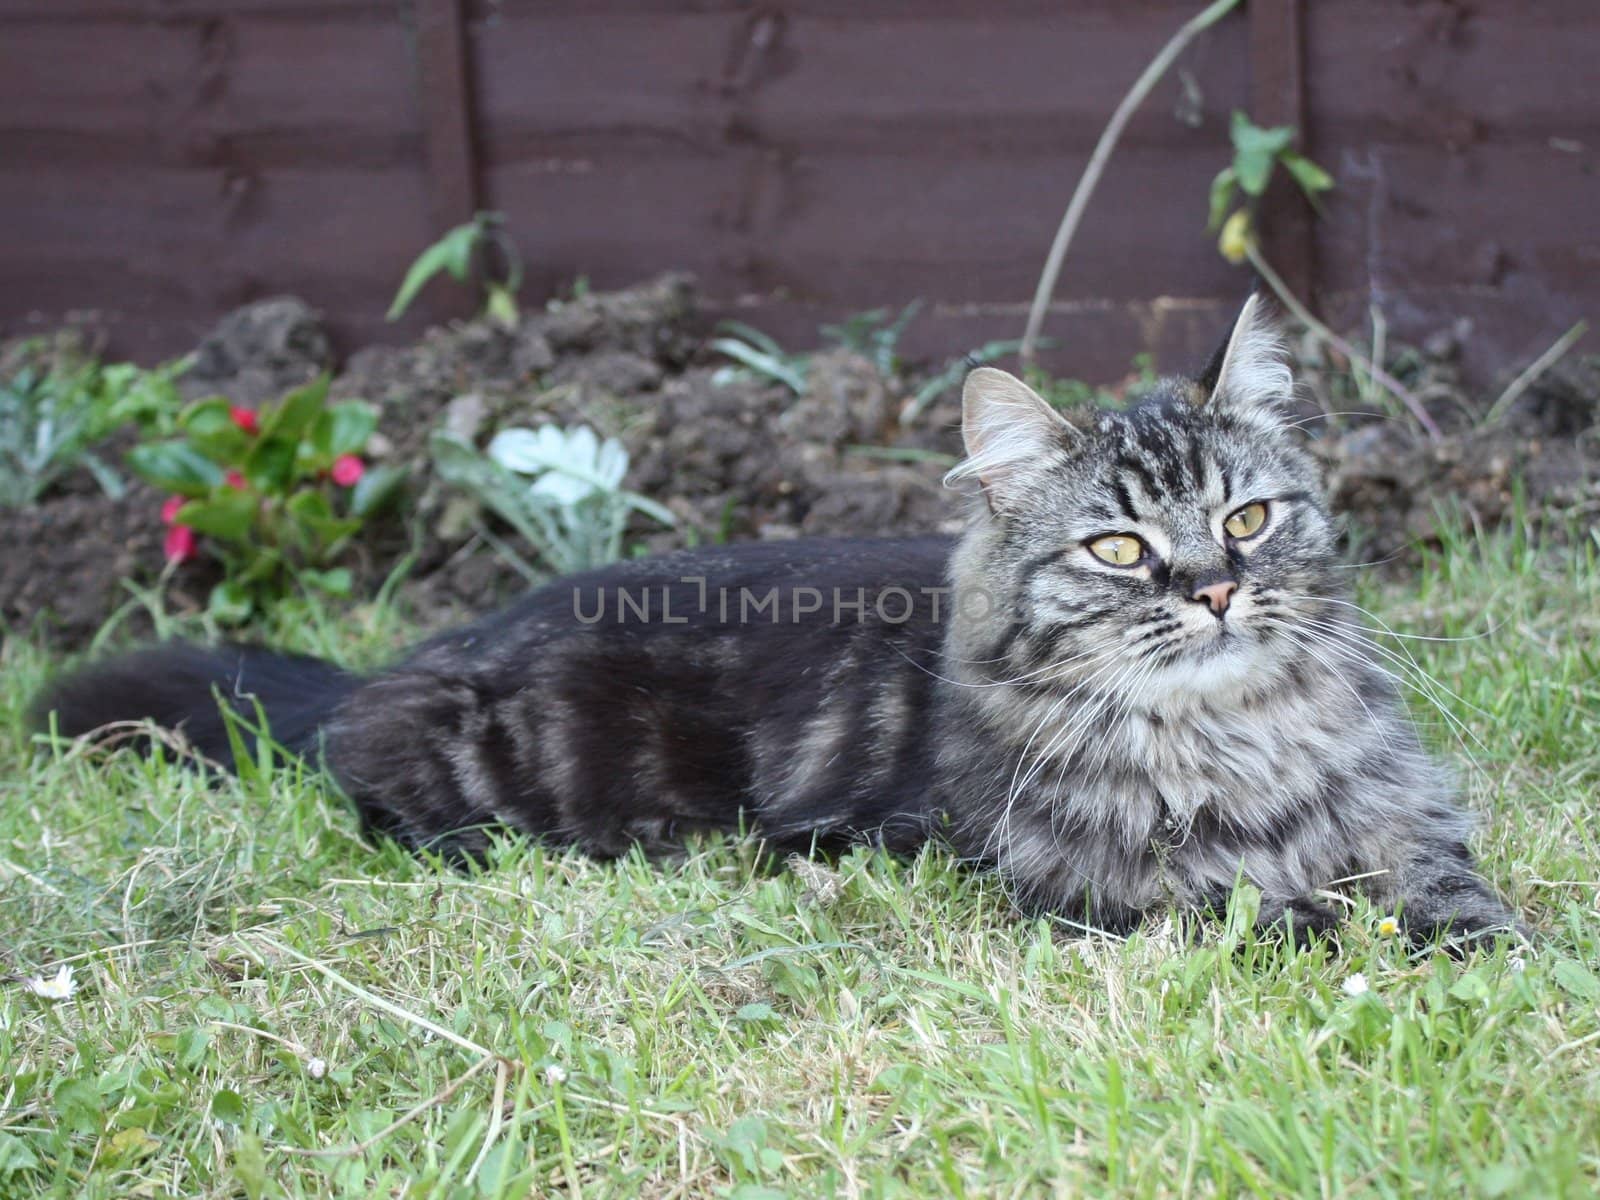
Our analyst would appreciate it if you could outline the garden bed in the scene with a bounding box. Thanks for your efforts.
[3,276,1596,649]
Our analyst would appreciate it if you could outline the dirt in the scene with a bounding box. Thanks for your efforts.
[3,275,1596,649]
[180,296,333,408]
[0,483,215,647]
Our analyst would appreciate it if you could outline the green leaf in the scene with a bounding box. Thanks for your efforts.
[1230,111,1296,196]
[1280,150,1335,195]
[710,337,808,395]
[175,1026,212,1071]
[619,488,677,529]
[186,425,252,465]
[0,1131,40,1176]
[284,485,363,552]
[309,517,361,553]
[207,582,254,625]
[714,321,787,358]
[1207,166,1239,232]
[1230,110,1296,158]
[387,223,479,320]
[1449,972,1492,1004]
[313,401,378,460]
[233,1130,269,1200]
[1233,148,1275,197]
[53,1077,103,1136]
[237,549,284,586]
[126,442,225,496]
[285,490,333,522]
[175,491,256,541]
[1553,959,1600,1001]
[81,450,127,501]
[179,397,235,437]
[244,438,299,492]
[210,1088,247,1126]
[349,463,406,518]
[303,567,353,596]
[261,376,329,443]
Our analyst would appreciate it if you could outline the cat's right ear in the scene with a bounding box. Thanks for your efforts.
[946,367,1077,507]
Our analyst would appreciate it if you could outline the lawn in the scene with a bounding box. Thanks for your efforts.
[2,521,1598,1199]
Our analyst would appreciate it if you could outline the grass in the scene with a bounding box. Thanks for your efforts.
[2,520,1598,1199]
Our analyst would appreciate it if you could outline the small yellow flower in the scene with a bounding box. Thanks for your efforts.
[1377,916,1400,938]
[1218,210,1253,264]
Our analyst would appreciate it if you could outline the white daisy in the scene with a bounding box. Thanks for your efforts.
[24,965,76,1001]
[1342,972,1370,997]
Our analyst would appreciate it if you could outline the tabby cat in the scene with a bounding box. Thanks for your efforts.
[34,298,1523,942]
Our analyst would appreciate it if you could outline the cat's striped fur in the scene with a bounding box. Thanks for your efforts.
[34,298,1523,942]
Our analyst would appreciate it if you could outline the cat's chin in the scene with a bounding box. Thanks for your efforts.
[1146,627,1286,704]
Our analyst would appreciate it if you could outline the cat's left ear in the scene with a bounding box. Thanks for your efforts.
[1196,293,1292,425]
[947,367,1078,508]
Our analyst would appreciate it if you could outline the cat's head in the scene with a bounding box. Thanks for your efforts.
[946,296,1337,700]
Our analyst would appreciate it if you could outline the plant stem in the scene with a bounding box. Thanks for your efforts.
[1483,320,1588,426]
[1020,0,1244,366]
[1245,243,1444,442]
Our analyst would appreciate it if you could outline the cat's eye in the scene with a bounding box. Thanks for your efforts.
[1087,534,1145,567]
[1224,501,1268,539]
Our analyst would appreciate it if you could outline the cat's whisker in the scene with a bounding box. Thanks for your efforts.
[1316,618,1495,644]
[890,636,1116,691]
[1257,620,1397,753]
[1298,614,1496,728]
[992,644,1130,860]
[1282,619,1489,770]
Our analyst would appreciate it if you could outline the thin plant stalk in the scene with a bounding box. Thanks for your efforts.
[1246,243,1443,441]
[1020,0,1244,366]
[1484,320,1588,426]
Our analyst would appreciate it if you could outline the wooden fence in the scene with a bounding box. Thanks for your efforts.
[2,0,1595,386]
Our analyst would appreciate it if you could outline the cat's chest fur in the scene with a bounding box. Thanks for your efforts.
[966,666,1369,848]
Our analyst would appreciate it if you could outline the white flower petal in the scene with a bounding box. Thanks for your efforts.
[24,964,76,1001]
[486,427,548,474]
[529,473,595,506]
[565,426,599,470]
[595,437,629,488]
[1341,972,1369,997]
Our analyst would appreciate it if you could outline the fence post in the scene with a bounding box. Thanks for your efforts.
[1248,0,1316,308]
[414,0,481,233]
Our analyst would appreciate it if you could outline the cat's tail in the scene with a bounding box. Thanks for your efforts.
[29,642,361,768]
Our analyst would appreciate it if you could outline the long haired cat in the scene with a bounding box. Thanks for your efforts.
[34,298,1523,943]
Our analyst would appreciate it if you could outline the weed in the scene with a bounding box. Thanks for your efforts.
[431,423,674,577]
[388,212,524,328]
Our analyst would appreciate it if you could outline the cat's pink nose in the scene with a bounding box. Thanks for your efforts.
[1191,579,1238,616]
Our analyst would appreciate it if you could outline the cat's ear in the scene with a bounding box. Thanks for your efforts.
[1197,294,1292,424]
[947,367,1077,505]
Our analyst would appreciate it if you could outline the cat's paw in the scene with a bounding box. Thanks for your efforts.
[1405,910,1533,957]
[1264,896,1343,948]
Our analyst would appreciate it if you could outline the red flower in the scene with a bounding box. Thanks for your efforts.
[331,454,365,487]
[225,469,247,490]
[163,524,198,564]
[160,495,185,525]
[230,407,260,435]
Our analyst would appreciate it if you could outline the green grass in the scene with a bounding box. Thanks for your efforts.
[2,524,1598,1199]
